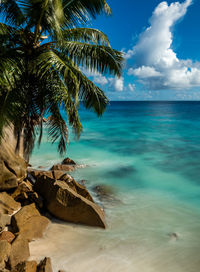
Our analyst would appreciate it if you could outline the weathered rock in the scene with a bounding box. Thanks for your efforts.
[37,257,53,272]
[31,170,94,202]
[11,181,43,208]
[34,174,106,228]
[52,170,66,180]
[0,240,11,270]
[0,213,11,232]
[0,192,21,215]
[28,192,43,209]
[28,170,54,181]
[0,131,27,191]
[9,238,30,269]
[12,203,49,242]
[12,181,33,200]
[58,173,94,202]
[0,192,21,231]
[50,164,75,172]
[13,260,37,272]
[62,157,76,165]
[0,231,15,243]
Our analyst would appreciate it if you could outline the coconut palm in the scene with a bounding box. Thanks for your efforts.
[0,0,123,159]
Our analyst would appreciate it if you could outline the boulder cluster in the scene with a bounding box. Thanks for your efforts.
[0,140,106,272]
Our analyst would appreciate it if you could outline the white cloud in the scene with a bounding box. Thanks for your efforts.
[128,83,136,92]
[128,66,162,78]
[81,68,126,93]
[125,0,200,90]
[109,77,124,91]
[93,75,108,86]
[81,68,108,86]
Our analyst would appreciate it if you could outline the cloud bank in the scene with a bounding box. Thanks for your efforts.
[126,0,200,90]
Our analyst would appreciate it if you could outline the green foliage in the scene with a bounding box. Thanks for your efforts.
[0,0,123,157]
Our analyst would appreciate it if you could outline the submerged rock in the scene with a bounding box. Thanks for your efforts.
[92,184,120,204]
[168,232,179,241]
[34,173,106,228]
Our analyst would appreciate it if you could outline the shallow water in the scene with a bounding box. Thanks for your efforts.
[30,102,200,272]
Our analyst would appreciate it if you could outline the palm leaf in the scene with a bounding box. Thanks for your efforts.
[0,0,25,26]
[60,41,123,77]
[62,28,110,46]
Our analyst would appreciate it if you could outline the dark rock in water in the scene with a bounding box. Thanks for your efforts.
[168,232,179,241]
[62,157,76,165]
[11,203,50,242]
[34,173,106,228]
[50,157,77,172]
[37,257,53,272]
[92,185,119,203]
[106,165,137,179]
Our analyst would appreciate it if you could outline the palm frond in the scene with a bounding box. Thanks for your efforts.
[0,0,25,26]
[60,41,123,77]
[62,28,110,46]
[47,104,68,155]
[62,0,111,27]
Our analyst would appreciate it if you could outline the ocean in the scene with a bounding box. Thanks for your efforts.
[30,101,200,272]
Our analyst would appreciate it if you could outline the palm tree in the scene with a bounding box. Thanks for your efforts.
[0,0,123,159]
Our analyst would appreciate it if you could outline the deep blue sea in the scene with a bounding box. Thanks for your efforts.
[30,102,200,272]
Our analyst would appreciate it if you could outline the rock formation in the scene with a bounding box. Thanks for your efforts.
[34,172,106,228]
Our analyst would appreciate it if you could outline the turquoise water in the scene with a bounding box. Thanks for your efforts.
[30,102,200,272]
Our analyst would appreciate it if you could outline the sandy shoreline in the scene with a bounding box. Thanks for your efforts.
[29,191,200,272]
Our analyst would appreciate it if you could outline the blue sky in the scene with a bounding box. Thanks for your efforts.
[87,0,200,100]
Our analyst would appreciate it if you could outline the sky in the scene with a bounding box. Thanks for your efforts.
[86,0,200,101]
